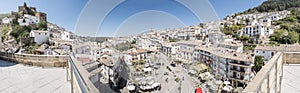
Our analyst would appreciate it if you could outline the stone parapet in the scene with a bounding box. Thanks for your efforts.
[0,52,67,67]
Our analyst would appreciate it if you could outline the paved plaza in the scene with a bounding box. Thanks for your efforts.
[281,64,300,93]
[0,60,71,93]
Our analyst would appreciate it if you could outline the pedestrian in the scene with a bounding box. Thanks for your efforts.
[165,78,168,82]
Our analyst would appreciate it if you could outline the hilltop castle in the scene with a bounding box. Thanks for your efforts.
[12,2,47,22]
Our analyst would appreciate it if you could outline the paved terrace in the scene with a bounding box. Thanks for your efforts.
[0,60,71,93]
[281,65,300,92]
[243,52,300,93]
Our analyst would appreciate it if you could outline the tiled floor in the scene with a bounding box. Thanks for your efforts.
[282,65,300,93]
[0,60,71,93]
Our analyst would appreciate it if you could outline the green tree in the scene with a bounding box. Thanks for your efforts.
[239,0,300,14]
[270,29,299,44]
[270,29,285,43]
[1,26,9,40]
[242,35,249,41]
[10,25,31,43]
[186,34,190,41]
[245,18,250,24]
[280,23,292,31]
[254,56,264,72]
[37,21,47,30]
[131,39,136,44]
[169,37,177,42]
[288,31,299,44]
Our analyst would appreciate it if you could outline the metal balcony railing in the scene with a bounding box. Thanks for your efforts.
[67,53,99,93]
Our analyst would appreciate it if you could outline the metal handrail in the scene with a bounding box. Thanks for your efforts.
[68,55,88,93]
[68,54,99,93]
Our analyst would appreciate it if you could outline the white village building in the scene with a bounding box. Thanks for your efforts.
[2,17,12,24]
[30,30,49,44]
[60,31,74,41]
[18,14,40,26]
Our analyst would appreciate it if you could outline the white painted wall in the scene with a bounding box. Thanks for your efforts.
[2,17,11,24]
[18,14,40,26]
[254,50,276,63]
[30,30,49,44]
[61,31,73,41]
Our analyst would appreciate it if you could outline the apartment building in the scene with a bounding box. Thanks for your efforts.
[195,46,254,87]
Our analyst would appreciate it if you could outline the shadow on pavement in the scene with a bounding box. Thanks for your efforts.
[0,59,17,67]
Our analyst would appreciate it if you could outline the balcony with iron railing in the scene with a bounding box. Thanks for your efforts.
[228,60,252,67]
[230,66,247,73]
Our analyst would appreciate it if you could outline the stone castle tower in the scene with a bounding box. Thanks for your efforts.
[16,2,47,22]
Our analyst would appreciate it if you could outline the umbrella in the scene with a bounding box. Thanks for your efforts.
[234,87,244,92]
[145,86,151,89]
[152,82,160,87]
[140,86,145,90]
[204,72,210,75]
[222,86,230,91]
[127,85,135,91]
[224,81,230,85]
[148,80,155,85]
[228,86,233,90]
[143,68,152,72]
[145,63,150,67]
[189,70,196,74]
[215,80,223,85]
[141,80,147,85]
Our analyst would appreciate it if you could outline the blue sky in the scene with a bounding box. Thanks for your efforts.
[0,0,264,37]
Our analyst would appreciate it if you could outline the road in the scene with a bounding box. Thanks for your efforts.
[152,52,196,93]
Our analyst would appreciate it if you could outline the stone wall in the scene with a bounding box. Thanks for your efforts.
[0,52,67,67]
[283,52,300,64]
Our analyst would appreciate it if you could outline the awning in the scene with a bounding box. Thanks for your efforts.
[224,80,230,85]
[152,82,160,87]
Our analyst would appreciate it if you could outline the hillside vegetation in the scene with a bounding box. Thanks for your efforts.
[240,0,300,14]
[231,0,300,44]
[270,8,300,44]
